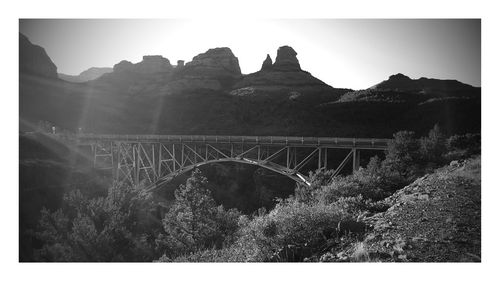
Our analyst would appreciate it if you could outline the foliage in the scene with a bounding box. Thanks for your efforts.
[446,133,481,159]
[419,124,447,167]
[30,127,480,262]
[34,183,161,261]
[383,131,421,179]
[156,169,242,259]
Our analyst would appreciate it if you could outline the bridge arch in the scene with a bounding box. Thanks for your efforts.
[148,158,310,192]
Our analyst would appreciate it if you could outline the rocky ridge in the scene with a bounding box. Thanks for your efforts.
[19,33,58,79]
[370,73,478,95]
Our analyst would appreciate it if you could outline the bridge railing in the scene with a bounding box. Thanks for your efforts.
[77,134,390,149]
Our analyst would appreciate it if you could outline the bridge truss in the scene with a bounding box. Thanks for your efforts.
[81,135,389,191]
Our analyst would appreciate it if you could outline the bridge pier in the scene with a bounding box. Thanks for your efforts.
[352,148,360,172]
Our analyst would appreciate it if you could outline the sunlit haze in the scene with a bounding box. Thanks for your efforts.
[19,19,480,89]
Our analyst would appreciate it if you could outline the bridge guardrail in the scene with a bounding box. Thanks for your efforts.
[77,134,391,149]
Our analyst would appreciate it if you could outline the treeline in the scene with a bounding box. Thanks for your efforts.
[31,126,480,261]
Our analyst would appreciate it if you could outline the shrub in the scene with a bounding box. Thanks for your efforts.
[224,200,352,262]
[314,175,388,204]
[34,183,160,261]
[447,133,481,159]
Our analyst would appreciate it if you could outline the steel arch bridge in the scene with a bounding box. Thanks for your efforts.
[78,135,390,191]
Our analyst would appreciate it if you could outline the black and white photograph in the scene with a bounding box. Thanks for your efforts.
[4,0,500,279]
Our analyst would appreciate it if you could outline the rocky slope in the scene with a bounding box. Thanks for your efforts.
[19,33,58,78]
[59,67,113,83]
[329,156,481,262]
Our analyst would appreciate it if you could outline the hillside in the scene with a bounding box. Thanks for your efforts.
[19,33,58,78]
[329,156,481,262]
[58,67,112,83]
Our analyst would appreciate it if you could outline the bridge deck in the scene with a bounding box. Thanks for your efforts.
[77,134,390,150]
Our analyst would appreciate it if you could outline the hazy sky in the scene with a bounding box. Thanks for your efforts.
[19,19,480,89]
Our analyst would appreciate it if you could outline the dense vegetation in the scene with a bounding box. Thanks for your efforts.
[26,126,480,261]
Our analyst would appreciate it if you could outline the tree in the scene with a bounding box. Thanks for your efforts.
[157,169,241,258]
[383,131,421,178]
[420,124,447,165]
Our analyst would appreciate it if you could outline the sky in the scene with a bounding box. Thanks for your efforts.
[19,19,480,89]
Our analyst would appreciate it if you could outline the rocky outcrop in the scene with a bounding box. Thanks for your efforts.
[167,47,242,92]
[272,46,301,72]
[19,33,58,79]
[59,67,112,83]
[232,46,340,101]
[113,56,173,74]
[261,54,273,71]
[135,55,173,73]
[180,47,241,79]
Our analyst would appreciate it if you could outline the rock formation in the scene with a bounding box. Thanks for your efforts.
[181,47,241,79]
[232,46,340,100]
[112,56,173,74]
[167,47,242,92]
[261,54,273,71]
[272,46,301,72]
[19,33,58,78]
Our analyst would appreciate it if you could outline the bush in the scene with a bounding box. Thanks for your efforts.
[447,133,481,159]
[34,183,161,261]
[222,200,353,262]
[314,174,388,204]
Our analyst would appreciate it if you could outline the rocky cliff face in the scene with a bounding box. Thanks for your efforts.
[19,33,58,79]
[167,47,242,93]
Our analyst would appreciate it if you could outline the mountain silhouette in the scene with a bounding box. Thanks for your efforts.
[19,33,480,137]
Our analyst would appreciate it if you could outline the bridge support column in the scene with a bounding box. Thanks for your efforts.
[352,148,360,172]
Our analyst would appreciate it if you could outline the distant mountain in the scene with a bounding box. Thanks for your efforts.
[370,73,478,96]
[335,73,480,105]
[19,33,58,78]
[19,38,480,137]
[58,67,112,83]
